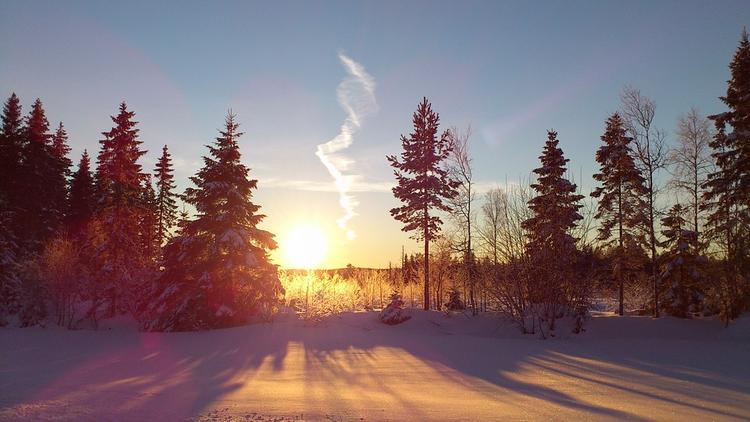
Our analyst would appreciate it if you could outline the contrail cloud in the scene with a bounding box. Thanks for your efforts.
[316,53,377,240]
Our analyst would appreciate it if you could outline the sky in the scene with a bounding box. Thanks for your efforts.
[1,0,749,268]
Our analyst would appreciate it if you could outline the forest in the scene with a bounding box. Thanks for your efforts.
[1,30,748,335]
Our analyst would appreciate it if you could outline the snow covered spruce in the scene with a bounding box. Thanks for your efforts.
[142,113,283,331]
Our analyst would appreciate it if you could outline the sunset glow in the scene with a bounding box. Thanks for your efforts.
[1,2,749,421]
[280,224,328,268]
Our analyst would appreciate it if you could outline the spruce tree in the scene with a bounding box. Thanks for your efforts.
[0,94,25,320]
[145,112,283,331]
[703,29,750,264]
[89,102,150,316]
[387,97,459,310]
[659,204,702,318]
[154,144,178,247]
[0,93,24,220]
[19,98,61,252]
[591,113,649,315]
[702,28,750,322]
[67,150,96,234]
[140,175,159,263]
[522,131,584,313]
[49,122,72,231]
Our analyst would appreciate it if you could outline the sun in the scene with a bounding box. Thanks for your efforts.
[280,224,328,269]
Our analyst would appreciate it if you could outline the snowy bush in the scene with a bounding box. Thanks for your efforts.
[379,292,411,325]
[444,287,465,311]
[37,236,90,328]
[17,260,48,327]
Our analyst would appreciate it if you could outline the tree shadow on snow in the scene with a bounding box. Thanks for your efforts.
[1,312,749,420]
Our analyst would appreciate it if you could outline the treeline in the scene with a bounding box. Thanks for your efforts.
[387,30,750,332]
[1,30,748,333]
[0,100,282,330]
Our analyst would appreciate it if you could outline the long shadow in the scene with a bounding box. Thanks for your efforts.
[1,312,748,421]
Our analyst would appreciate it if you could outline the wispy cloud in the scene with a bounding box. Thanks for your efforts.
[264,177,392,193]
[263,178,514,195]
[315,53,378,240]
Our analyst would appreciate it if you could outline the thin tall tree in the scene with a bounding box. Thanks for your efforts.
[446,126,478,314]
[620,86,667,318]
[67,150,96,234]
[670,108,713,248]
[0,93,24,223]
[154,145,178,247]
[592,113,648,316]
[387,97,459,310]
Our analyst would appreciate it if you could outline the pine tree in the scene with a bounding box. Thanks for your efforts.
[145,112,283,331]
[522,131,584,314]
[0,93,25,221]
[659,204,702,318]
[592,113,649,315]
[67,150,96,234]
[154,144,178,247]
[89,102,150,316]
[387,97,459,310]
[18,98,61,252]
[702,28,750,323]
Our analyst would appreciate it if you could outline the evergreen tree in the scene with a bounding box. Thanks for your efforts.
[522,131,584,313]
[67,150,96,234]
[0,201,21,322]
[154,144,178,246]
[702,28,750,322]
[0,95,25,313]
[591,113,649,315]
[18,98,61,252]
[145,112,283,331]
[140,175,159,263]
[0,93,25,221]
[659,204,702,318]
[523,131,584,257]
[49,122,72,230]
[703,29,750,264]
[89,102,150,316]
[387,97,459,310]
[96,102,147,208]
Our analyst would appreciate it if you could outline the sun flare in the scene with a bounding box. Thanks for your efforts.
[281,224,328,269]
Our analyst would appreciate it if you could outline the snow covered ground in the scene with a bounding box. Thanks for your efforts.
[1,311,749,421]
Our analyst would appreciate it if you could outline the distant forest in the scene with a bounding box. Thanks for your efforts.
[1,30,748,333]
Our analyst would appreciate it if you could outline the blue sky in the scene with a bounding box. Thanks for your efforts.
[1,0,748,267]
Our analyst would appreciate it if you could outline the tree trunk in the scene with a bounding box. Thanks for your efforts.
[618,183,624,316]
[649,171,659,318]
[424,235,430,310]
[423,206,430,310]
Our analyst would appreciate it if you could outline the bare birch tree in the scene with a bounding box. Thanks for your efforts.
[670,108,714,248]
[620,86,667,318]
[446,126,479,314]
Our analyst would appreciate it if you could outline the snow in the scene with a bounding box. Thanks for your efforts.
[1,311,749,421]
